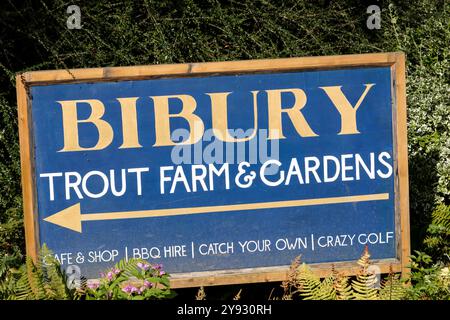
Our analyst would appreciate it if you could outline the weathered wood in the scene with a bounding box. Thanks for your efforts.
[170,260,402,288]
[22,52,399,84]
[16,74,39,261]
[394,53,411,278]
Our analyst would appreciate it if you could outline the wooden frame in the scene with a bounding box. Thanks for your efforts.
[16,52,410,288]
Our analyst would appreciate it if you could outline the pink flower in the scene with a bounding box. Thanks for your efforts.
[137,262,150,271]
[87,282,99,290]
[144,280,153,288]
[159,270,166,276]
[122,285,132,294]
[107,271,114,281]
[103,268,120,281]
[122,284,139,294]
[154,263,163,270]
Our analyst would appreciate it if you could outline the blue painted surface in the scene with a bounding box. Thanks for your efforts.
[30,66,396,278]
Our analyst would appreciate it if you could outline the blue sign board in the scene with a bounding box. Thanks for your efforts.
[18,54,410,286]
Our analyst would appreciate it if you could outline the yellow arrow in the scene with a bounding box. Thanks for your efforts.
[43,193,389,233]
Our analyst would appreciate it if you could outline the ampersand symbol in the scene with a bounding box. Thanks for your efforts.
[235,162,256,188]
[75,252,84,264]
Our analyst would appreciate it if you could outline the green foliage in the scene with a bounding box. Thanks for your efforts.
[80,258,175,300]
[0,95,23,262]
[379,271,407,300]
[424,205,450,260]
[331,266,353,300]
[0,253,22,299]
[405,251,450,300]
[395,0,450,252]
[351,247,379,300]
[0,0,449,297]
[430,204,450,230]
[280,248,407,300]
[296,265,337,300]
[0,245,175,300]
[7,245,75,300]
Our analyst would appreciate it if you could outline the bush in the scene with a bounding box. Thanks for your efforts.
[0,0,448,297]
[81,260,175,300]
[405,251,450,300]
[279,247,407,300]
[3,245,75,300]
[0,245,175,300]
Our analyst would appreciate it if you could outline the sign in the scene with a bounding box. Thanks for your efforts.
[17,53,410,287]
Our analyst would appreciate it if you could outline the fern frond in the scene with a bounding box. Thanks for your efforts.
[295,264,319,291]
[357,245,371,270]
[351,273,379,300]
[352,247,379,300]
[331,265,353,300]
[295,264,335,300]
[310,276,336,300]
[379,267,406,300]
[114,257,150,278]
[431,204,450,229]
[27,256,47,299]
[11,245,73,300]
[277,248,406,300]
[281,256,302,300]
[0,254,23,299]
[14,263,34,300]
